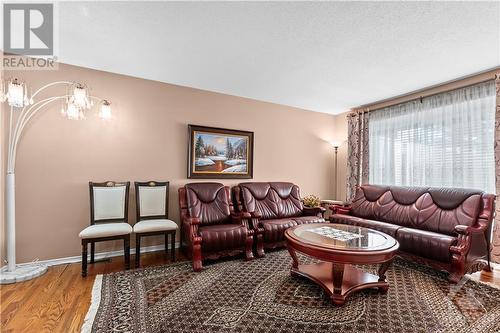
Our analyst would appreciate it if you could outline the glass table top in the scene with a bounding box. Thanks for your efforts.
[290,223,397,251]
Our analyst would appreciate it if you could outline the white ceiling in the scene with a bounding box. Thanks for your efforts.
[58,1,500,115]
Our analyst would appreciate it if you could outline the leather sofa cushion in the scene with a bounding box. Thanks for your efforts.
[396,228,457,263]
[330,214,402,238]
[185,183,231,225]
[198,224,247,252]
[261,219,297,243]
[239,182,303,219]
[292,216,325,225]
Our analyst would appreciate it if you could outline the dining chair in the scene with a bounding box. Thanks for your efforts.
[79,181,131,277]
[134,181,178,268]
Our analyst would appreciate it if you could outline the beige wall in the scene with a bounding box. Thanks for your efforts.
[4,63,340,263]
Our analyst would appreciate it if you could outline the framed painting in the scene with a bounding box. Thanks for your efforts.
[188,125,254,179]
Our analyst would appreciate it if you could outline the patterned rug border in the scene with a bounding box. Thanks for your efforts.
[82,275,103,333]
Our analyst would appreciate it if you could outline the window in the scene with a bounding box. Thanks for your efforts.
[369,80,496,193]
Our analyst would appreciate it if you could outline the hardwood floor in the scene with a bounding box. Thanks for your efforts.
[0,251,182,333]
[1,252,499,333]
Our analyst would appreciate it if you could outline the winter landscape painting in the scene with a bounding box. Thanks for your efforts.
[188,125,254,179]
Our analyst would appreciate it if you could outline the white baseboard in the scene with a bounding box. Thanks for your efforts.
[6,242,181,269]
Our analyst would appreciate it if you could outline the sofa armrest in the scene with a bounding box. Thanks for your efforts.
[451,221,489,253]
[454,223,487,236]
[232,211,252,220]
[184,217,200,226]
[329,204,351,215]
[182,216,201,242]
[450,223,489,257]
[245,211,264,233]
[249,211,262,219]
[231,211,253,230]
[302,206,326,218]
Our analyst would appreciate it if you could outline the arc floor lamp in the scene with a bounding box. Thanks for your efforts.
[0,78,112,284]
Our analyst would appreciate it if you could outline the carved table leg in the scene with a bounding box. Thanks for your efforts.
[378,259,393,293]
[331,263,345,305]
[287,244,299,270]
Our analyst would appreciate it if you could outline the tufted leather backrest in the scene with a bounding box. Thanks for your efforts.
[237,182,303,219]
[182,183,232,225]
[351,185,491,235]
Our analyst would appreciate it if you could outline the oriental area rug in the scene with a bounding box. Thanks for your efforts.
[82,250,500,333]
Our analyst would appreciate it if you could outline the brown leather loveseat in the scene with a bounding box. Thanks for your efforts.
[233,182,326,257]
[330,185,495,282]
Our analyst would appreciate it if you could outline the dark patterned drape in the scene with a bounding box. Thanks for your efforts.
[346,109,370,202]
[492,72,500,263]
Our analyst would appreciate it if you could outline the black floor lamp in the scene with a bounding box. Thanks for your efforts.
[330,141,342,200]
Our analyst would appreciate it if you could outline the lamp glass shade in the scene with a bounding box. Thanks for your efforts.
[65,102,80,120]
[330,140,342,148]
[7,81,25,107]
[72,85,89,109]
[99,101,112,120]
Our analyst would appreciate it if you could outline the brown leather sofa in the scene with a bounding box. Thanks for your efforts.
[179,183,254,271]
[329,185,495,282]
[233,182,326,257]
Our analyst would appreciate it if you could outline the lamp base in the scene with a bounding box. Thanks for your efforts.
[0,263,48,284]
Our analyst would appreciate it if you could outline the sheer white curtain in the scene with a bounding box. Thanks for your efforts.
[369,81,496,193]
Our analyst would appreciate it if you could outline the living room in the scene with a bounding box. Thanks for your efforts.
[1,1,499,332]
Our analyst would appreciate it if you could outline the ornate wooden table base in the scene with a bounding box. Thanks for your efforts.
[290,261,391,306]
[285,223,399,306]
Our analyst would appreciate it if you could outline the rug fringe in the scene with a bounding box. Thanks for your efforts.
[81,275,103,333]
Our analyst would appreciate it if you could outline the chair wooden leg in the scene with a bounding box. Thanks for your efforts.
[82,240,88,277]
[124,236,131,270]
[135,234,141,268]
[171,231,176,262]
[90,242,95,263]
[165,233,169,254]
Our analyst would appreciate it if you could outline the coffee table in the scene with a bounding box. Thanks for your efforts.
[285,223,399,306]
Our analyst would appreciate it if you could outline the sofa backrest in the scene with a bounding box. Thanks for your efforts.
[179,182,231,226]
[236,182,303,219]
[351,185,490,236]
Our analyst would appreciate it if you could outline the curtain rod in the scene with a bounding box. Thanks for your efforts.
[350,67,499,114]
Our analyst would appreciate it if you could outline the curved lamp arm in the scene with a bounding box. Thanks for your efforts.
[7,81,108,173]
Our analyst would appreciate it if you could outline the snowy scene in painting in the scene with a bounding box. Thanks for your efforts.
[194,132,248,173]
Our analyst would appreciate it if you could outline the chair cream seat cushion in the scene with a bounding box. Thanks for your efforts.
[79,223,132,239]
[133,219,178,233]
